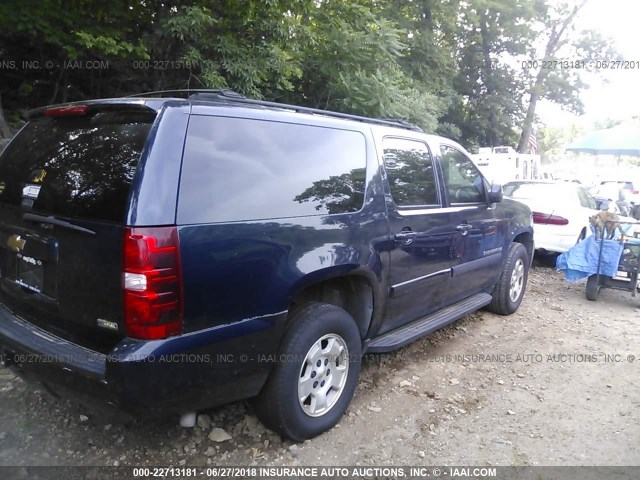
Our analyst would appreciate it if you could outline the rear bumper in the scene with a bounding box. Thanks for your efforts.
[0,304,113,406]
[535,235,577,253]
[0,304,286,415]
[533,225,585,254]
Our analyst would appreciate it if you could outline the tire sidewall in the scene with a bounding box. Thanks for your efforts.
[271,305,361,440]
[501,244,529,313]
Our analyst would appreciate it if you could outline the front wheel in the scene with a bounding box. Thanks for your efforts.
[487,243,529,315]
[254,303,361,441]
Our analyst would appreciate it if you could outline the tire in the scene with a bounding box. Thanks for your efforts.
[487,242,529,315]
[586,274,600,301]
[576,228,586,245]
[254,303,361,441]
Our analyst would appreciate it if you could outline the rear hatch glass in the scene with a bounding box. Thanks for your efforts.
[0,108,156,351]
[0,110,154,222]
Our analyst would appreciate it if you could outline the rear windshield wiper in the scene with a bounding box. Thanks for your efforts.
[23,213,96,235]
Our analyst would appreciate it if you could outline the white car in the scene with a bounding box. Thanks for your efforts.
[502,181,632,253]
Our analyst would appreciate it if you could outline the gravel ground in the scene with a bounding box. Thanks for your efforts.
[1,259,639,467]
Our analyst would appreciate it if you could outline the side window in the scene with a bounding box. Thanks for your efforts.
[382,137,438,207]
[440,145,486,204]
[578,187,596,209]
[178,116,367,224]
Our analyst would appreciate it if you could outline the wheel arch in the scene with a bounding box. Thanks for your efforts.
[512,229,534,265]
[287,267,381,339]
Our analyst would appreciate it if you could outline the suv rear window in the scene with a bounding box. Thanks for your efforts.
[0,110,155,223]
[178,116,367,224]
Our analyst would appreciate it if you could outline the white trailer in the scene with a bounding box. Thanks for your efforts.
[470,146,543,185]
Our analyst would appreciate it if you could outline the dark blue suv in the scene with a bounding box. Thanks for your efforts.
[0,90,533,441]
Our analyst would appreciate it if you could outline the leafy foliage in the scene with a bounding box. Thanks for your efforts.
[0,0,620,151]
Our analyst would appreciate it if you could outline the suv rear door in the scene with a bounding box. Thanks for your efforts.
[0,105,156,351]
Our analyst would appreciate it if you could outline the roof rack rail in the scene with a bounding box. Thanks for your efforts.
[129,89,424,132]
[193,92,424,132]
[127,89,245,99]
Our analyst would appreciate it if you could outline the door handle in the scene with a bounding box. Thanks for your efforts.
[456,224,473,235]
[393,231,418,242]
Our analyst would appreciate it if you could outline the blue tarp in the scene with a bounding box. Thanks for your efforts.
[556,234,623,281]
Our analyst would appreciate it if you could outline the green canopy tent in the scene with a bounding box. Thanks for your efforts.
[565,123,640,184]
[565,124,640,217]
[565,124,640,156]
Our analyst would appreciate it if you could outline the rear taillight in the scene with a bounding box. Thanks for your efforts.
[123,227,183,340]
[44,105,89,117]
[632,189,638,195]
[532,212,569,225]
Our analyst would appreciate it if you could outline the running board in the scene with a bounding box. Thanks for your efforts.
[366,293,492,353]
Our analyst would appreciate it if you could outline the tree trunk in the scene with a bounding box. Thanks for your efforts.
[517,0,590,153]
[49,67,65,105]
[517,73,544,153]
[517,94,537,153]
[0,93,13,139]
[480,12,498,147]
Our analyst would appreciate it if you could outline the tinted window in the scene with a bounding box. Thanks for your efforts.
[382,137,438,207]
[178,116,366,224]
[440,145,485,204]
[0,111,154,222]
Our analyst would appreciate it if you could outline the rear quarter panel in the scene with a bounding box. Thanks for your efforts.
[496,198,534,260]
[176,114,390,335]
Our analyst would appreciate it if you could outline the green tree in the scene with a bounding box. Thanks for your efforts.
[377,0,462,136]
[0,0,152,136]
[164,1,306,97]
[0,0,622,152]
[537,125,567,162]
[440,0,541,150]
[517,0,617,152]
[288,0,443,130]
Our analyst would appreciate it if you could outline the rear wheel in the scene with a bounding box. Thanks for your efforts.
[488,243,529,315]
[254,303,361,441]
[586,274,601,301]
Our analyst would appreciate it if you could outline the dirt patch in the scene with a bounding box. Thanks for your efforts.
[1,262,639,466]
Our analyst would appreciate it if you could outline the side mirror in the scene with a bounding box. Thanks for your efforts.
[488,183,503,203]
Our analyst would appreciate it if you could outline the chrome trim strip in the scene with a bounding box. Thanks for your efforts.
[397,205,486,216]
[396,207,443,216]
[438,205,485,213]
[391,268,452,289]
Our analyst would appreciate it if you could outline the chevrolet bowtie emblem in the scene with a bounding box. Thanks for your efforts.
[7,234,26,253]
